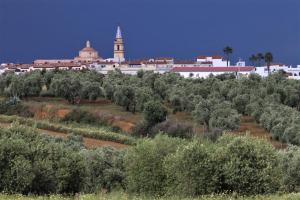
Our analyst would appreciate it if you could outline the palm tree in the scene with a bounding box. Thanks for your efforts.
[249,54,258,66]
[223,46,233,67]
[264,52,273,75]
[256,53,264,66]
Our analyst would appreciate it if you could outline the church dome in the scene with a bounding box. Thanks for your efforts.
[81,47,97,52]
[75,40,101,61]
[80,41,97,52]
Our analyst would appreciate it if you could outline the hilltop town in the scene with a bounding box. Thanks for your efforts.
[2,26,300,79]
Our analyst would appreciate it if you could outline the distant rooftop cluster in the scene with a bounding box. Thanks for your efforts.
[2,26,300,80]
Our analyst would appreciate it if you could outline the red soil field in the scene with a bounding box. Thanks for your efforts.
[234,116,287,149]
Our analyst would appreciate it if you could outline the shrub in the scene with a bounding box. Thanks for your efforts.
[131,121,151,137]
[83,147,125,193]
[164,140,218,196]
[203,128,223,142]
[143,101,167,127]
[215,135,281,195]
[150,120,194,138]
[124,134,183,195]
[0,123,124,195]
[0,98,34,118]
[209,105,240,131]
[279,147,300,192]
[62,109,97,124]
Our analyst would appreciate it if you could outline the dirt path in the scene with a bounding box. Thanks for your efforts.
[0,122,128,149]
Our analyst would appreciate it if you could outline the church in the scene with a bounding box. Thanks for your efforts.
[34,26,125,64]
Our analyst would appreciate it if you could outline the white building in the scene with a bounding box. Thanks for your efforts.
[255,64,300,79]
[88,59,170,75]
[196,56,228,67]
[171,66,255,78]
[4,63,87,73]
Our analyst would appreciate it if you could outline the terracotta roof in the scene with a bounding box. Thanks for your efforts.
[171,67,255,73]
[80,47,97,52]
[122,61,142,65]
[212,55,223,59]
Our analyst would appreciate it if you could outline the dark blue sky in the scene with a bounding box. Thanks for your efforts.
[0,0,299,65]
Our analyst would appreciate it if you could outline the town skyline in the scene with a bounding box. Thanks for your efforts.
[0,0,299,65]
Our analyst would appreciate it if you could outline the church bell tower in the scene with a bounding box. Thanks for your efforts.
[114,26,125,62]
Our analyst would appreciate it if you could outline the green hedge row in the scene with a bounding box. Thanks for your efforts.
[0,114,135,145]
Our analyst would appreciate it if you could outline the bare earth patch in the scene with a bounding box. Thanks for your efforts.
[234,116,287,149]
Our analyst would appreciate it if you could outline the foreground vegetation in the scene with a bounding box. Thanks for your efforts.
[2,192,300,200]
[2,70,300,198]
[1,123,300,197]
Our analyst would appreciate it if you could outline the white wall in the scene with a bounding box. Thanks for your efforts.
[175,71,252,79]
[196,57,228,66]
[254,65,300,80]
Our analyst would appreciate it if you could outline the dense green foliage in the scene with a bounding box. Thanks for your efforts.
[2,68,300,198]
[0,124,124,194]
[1,123,300,197]
[2,69,300,143]
[124,135,182,195]
[125,134,282,196]
[2,193,300,200]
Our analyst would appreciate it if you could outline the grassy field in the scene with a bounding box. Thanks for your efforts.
[1,193,300,200]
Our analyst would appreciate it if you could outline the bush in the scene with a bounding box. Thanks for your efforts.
[143,101,167,127]
[203,128,223,142]
[151,120,194,138]
[62,109,97,124]
[124,134,183,195]
[209,105,240,131]
[164,140,218,196]
[0,98,34,118]
[0,123,124,194]
[131,121,151,137]
[279,147,300,192]
[82,147,125,193]
[215,135,281,195]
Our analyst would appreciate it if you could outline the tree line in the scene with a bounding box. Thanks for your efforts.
[1,124,300,197]
[1,69,300,144]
